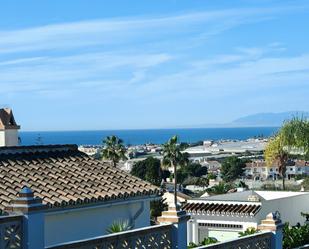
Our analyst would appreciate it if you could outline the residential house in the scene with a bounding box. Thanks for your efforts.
[183,190,309,244]
[245,159,309,180]
[205,160,221,174]
[0,144,160,247]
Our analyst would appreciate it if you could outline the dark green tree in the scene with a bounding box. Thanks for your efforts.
[207,182,235,195]
[150,199,168,224]
[176,162,208,184]
[131,157,162,186]
[221,156,246,182]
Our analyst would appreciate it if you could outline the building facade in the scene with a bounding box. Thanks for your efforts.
[183,190,309,244]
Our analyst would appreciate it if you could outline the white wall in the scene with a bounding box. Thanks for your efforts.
[44,199,150,247]
[257,193,309,226]
[187,214,258,243]
[0,131,5,146]
[0,129,19,146]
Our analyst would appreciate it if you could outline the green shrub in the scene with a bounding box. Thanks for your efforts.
[187,237,218,248]
[239,227,258,237]
[283,223,309,249]
[106,219,132,234]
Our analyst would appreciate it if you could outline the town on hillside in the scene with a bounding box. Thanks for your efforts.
[0,108,309,249]
[1,1,309,249]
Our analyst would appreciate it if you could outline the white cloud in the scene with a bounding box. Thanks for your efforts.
[0,4,307,54]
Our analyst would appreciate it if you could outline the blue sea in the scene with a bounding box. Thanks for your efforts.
[19,127,279,146]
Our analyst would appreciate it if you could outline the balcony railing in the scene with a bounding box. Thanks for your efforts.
[0,215,23,249]
[196,231,273,249]
[46,224,173,249]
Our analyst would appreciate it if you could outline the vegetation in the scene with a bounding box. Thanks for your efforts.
[265,117,309,190]
[150,199,168,224]
[101,135,127,167]
[302,177,309,191]
[239,227,258,237]
[283,223,309,249]
[131,157,162,186]
[260,183,299,191]
[162,135,189,208]
[106,219,132,234]
[183,176,209,189]
[177,162,208,184]
[187,237,218,248]
[206,181,235,195]
[207,172,217,180]
[221,156,247,182]
[265,135,289,190]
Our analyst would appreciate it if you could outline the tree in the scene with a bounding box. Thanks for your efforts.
[150,199,168,224]
[131,157,162,186]
[101,135,127,167]
[176,162,208,184]
[184,162,208,177]
[283,222,309,249]
[265,117,309,190]
[280,117,309,157]
[207,181,235,195]
[183,176,209,189]
[221,156,246,182]
[265,135,289,189]
[162,135,189,209]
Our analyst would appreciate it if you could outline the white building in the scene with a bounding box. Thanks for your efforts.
[0,108,20,147]
[245,159,309,180]
[183,190,309,244]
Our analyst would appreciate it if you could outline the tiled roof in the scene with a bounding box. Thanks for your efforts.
[0,145,159,211]
[245,160,267,168]
[294,160,309,167]
[182,202,261,216]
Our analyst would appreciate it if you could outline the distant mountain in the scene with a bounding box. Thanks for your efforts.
[230,111,309,127]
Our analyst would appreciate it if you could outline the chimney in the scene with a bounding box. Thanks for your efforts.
[0,108,21,147]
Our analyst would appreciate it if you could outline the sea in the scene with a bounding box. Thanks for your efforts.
[19,127,279,146]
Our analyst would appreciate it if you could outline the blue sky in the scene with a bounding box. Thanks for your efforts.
[0,0,308,131]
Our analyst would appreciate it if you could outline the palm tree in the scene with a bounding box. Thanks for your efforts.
[265,117,309,190]
[162,135,188,209]
[102,135,127,167]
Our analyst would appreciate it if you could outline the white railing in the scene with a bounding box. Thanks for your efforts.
[197,231,272,249]
[46,224,172,249]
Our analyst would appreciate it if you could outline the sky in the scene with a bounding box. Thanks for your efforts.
[0,0,308,131]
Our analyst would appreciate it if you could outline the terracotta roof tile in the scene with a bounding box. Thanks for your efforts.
[182,202,261,216]
[0,145,159,211]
